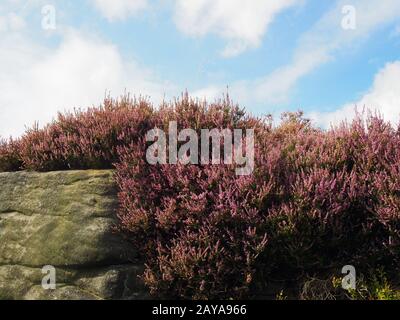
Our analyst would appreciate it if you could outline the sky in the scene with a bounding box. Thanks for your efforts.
[1,0,400,137]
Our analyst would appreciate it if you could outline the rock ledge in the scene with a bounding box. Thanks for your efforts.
[0,170,147,300]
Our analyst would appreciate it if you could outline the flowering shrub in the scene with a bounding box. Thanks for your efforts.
[0,138,22,172]
[17,95,156,171]
[0,94,399,299]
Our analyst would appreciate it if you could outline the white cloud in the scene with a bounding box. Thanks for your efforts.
[0,12,26,32]
[193,0,400,110]
[255,0,400,105]
[173,0,301,57]
[0,30,175,138]
[91,0,148,21]
[310,61,400,128]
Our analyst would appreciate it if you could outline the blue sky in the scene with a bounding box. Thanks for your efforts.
[1,0,400,137]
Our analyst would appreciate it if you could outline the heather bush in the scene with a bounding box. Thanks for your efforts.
[18,95,156,171]
[115,98,399,298]
[0,93,399,299]
[116,94,271,299]
[0,138,23,172]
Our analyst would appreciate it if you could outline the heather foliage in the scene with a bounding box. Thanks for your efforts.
[0,94,399,299]
[0,138,22,172]
[14,95,155,171]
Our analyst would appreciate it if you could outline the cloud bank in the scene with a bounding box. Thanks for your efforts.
[91,0,148,21]
[173,0,301,57]
[193,0,400,115]
[310,61,400,127]
[0,28,174,137]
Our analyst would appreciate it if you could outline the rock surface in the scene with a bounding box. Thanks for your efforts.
[0,170,147,300]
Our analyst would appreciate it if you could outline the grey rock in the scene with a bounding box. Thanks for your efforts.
[0,170,147,300]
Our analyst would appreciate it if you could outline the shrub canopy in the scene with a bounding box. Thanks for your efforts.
[1,94,399,299]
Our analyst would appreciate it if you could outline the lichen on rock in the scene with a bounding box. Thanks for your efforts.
[0,170,147,300]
